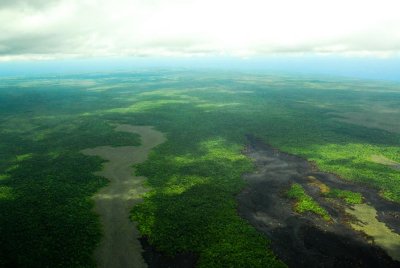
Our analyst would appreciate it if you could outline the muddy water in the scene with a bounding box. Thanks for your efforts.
[237,136,400,268]
[82,125,166,268]
[347,203,400,261]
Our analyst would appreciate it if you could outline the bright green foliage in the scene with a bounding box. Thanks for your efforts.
[326,188,363,204]
[287,183,331,221]
[132,138,285,267]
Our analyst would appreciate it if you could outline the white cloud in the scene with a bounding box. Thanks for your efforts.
[0,0,400,60]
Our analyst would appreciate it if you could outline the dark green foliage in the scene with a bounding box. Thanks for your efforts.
[0,80,142,267]
[0,153,105,268]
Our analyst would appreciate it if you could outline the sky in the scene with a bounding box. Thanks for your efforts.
[0,0,400,79]
[1,0,400,60]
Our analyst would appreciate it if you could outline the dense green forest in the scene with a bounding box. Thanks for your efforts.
[0,70,399,267]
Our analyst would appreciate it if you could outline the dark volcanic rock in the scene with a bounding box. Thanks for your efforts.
[236,135,400,268]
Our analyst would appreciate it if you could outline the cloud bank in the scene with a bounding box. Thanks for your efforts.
[1,0,400,60]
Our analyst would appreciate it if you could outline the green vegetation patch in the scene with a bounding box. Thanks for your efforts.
[326,188,363,205]
[0,186,14,200]
[287,183,331,221]
[132,138,286,267]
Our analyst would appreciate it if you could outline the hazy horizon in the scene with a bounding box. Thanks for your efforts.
[1,56,400,82]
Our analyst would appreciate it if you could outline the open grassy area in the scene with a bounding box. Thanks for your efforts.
[0,70,399,266]
[287,183,331,221]
[325,188,363,205]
